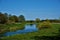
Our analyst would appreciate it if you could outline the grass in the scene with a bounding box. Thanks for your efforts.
[1,23,60,40]
[0,23,25,34]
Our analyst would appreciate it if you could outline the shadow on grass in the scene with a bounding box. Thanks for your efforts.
[31,36,60,40]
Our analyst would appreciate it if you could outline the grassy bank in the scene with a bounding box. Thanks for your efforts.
[0,23,25,34]
[1,23,60,40]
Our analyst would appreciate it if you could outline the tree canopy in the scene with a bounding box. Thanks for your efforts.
[0,12,25,24]
[0,12,7,24]
[35,18,40,23]
[19,15,25,23]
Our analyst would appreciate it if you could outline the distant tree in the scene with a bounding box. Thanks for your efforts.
[35,18,40,23]
[19,15,25,23]
[8,14,11,17]
[9,15,18,22]
[9,14,15,22]
[12,15,18,22]
[0,12,7,24]
[4,13,8,19]
[45,19,50,22]
[4,13,9,22]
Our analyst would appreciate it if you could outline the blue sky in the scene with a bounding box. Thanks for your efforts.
[0,0,60,20]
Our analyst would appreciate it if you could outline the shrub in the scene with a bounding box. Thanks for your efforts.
[38,21,51,29]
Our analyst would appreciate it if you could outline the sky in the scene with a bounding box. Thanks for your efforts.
[0,0,60,20]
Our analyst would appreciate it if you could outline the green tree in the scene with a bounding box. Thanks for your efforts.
[9,15,18,22]
[4,13,9,23]
[12,15,18,22]
[19,15,25,23]
[9,14,15,22]
[0,12,7,24]
[45,19,50,22]
[4,13,8,19]
[35,18,40,23]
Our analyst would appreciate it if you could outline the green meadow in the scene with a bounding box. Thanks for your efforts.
[0,12,60,40]
[1,23,60,40]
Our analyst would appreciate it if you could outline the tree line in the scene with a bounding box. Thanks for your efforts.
[0,12,25,24]
[0,12,60,24]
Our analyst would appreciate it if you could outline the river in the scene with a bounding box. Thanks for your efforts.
[4,24,38,36]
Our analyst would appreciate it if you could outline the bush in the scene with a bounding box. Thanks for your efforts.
[38,21,51,29]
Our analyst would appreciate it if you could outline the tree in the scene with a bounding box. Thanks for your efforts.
[45,19,50,22]
[4,13,9,22]
[19,15,25,23]
[9,14,14,22]
[0,12,7,24]
[4,13,8,19]
[9,15,18,22]
[35,18,40,23]
[12,15,18,22]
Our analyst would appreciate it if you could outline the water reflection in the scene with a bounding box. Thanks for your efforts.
[4,24,38,36]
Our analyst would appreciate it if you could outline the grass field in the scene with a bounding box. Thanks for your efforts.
[0,23,25,34]
[1,23,60,40]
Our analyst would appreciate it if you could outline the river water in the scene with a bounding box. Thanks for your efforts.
[4,24,38,36]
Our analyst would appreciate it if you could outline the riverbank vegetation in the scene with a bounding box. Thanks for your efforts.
[0,12,60,40]
[36,19,52,29]
[1,24,60,40]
